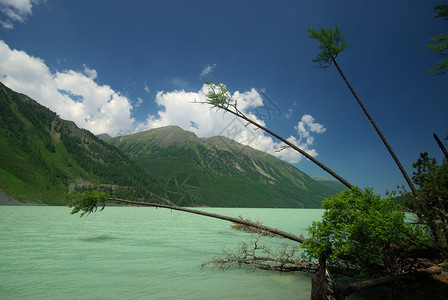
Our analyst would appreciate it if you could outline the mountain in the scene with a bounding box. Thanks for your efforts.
[0,82,165,205]
[108,126,344,208]
[310,175,347,193]
[96,133,112,141]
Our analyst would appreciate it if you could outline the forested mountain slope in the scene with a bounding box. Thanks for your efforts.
[109,126,343,208]
[0,82,164,205]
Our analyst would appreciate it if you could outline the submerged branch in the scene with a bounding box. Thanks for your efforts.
[202,235,317,273]
[230,215,279,237]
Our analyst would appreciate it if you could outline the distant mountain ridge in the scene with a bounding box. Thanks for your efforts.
[310,175,346,193]
[108,126,344,208]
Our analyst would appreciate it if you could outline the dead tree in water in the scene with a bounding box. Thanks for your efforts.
[202,235,317,273]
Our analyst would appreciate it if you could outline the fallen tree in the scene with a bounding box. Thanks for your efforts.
[66,190,305,243]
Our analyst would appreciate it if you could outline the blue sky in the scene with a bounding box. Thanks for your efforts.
[0,0,447,194]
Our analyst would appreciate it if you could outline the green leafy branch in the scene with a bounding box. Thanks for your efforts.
[66,190,108,217]
[427,4,448,75]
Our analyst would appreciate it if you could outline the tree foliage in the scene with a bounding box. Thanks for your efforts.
[427,4,448,75]
[410,152,448,249]
[307,25,350,68]
[302,187,429,279]
[204,81,231,108]
[66,190,109,217]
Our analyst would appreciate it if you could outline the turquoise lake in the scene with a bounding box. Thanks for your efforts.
[0,206,324,299]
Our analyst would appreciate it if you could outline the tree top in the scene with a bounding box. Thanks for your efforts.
[307,25,350,68]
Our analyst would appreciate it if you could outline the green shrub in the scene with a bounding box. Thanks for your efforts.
[302,187,429,279]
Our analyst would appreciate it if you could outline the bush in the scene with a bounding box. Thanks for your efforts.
[302,187,429,279]
[411,152,448,249]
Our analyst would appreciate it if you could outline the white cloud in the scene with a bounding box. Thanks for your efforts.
[0,40,134,136]
[200,63,217,78]
[136,97,144,107]
[0,0,42,29]
[82,64,97,79]
[296,114,326,140]
[144,82,150,94]
[285,102,297,119]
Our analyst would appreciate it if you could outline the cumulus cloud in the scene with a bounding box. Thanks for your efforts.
[0,0,42,29]
[296,114,326,143]
[273,114,326,162]
[200,63,217,78]
[0,40,134,136]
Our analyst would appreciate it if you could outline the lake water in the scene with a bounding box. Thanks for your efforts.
[0,206,324,299]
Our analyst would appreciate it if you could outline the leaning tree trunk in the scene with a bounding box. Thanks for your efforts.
[433,133,448,159]
[108,197,306,243]
[220,106,354,190]
[331,58,417,196]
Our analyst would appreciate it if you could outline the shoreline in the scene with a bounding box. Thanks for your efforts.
[0,188,39,206]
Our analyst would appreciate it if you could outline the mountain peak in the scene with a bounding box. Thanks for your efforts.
[96,133,112,141]
[114,125,199,147]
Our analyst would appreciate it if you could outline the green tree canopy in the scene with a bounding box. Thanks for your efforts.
[302,187,429,279]
[307,25,350,68]
[410,152,448,249]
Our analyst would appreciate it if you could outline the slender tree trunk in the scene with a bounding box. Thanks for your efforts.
[221,107,354,190]
[433,133,448,159]
[331,58,417,196]
[108,197,306,243]
[311,254,333,300]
